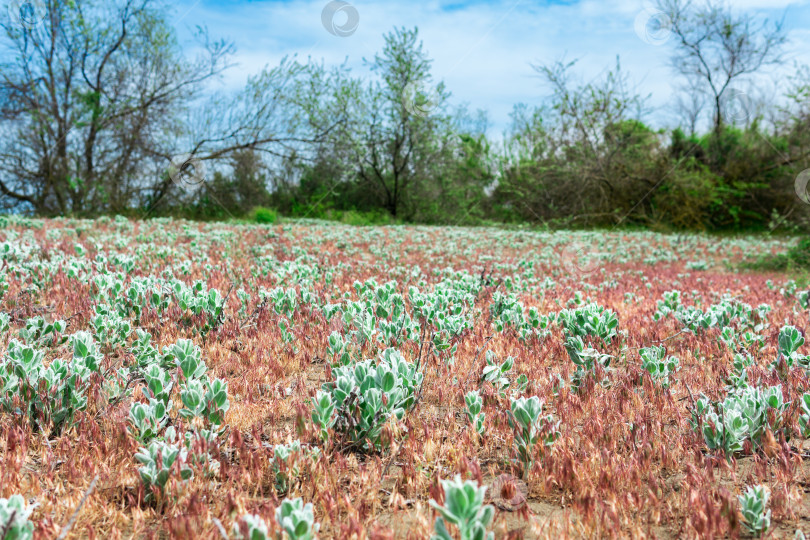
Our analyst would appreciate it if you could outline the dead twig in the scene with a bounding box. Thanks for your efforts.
[56,474,99,540]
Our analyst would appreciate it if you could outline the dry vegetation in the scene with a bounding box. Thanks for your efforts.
[0,216,809,539]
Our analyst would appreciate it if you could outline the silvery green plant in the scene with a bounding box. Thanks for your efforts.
[269,440,321,494]
[0,495,36,540]
[90,304,132,350]
[0,272,8,302]
[771,325,809,374]
[275,498,319,540]
[509,396,560,476]
[164,339,207,381]
[128,398,170,444]
[558,303,618,343]
[69,331,104,378]
[564,336,611,390]
[326,331,353,366]
[464,390,485,436]
[639,345,679,388]
[0,336,99,433]
[653,290,682,321]
[233,514,270,540]
[0,494,35,540]
[131,330,160,368]
[17,316,66,346]
[738,485,771,536]
[310,390,335,443]
[799,393,810,437]
[727,353,753,391]
[318,348,422,451]
[481,351,513,392]
[134,427,193,499]
[429,475,494,540]
[691,385,786,458]
[142,364,173,404]
[179,377,230,428]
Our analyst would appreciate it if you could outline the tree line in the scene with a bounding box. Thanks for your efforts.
[1,0,809,231]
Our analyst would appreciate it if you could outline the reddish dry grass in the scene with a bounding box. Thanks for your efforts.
[0,218,808,539]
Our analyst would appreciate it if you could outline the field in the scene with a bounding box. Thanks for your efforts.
[1,216,809,539]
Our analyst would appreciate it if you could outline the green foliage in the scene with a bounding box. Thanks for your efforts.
[799,393,810,438]
[639,345,679,388]
[429,475,495,540]
[269,440,321,494]
[275,498,319,540]
[558,303,619,344]
[250,207,278,224]
[233,514,270,540]
[564,336,612,390]
[0,495,34,540]
[738,485,771,536]
[134,427,194,498]
[509,396,560,474]
[743,238,810,272]
[0,333,104,434]
[691,385,786,458]
[464,390,485,437]
[317,349,422,451]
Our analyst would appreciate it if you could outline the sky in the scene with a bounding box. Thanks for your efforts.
[170,0,810,136]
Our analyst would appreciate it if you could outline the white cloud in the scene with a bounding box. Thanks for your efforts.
[172,0,810,135]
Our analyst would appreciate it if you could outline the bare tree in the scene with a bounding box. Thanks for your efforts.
[0,0,338,215]
[673,79,707,136]
[657,0,786,133]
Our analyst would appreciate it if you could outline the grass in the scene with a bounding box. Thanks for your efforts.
[0,218,808,539]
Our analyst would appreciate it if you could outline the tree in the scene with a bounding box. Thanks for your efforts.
[0,0,337,215]
[496,58,659,226]
[656,0,786,133]
[350,26,453,219]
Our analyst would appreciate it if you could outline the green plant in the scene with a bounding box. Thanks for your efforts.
[691,385,786,458]
[275,498,318,540]
[128,398,170,444]
[464,390,485,436]
[179,377,230,428]
[0,494,34,540]
[480,351,513,393]
[269,440,321,494]
[771,325,809,374]
[509,396,559,476]
[318,348,422,451]
[558,303,619,343]
[17,316,66,346]
[799,393,810,437]
[639,345,679,388]
[134,428,193,500]
[738,485,771,536]
[251,206,278,224]
[564,336,612,390]
[429,475,494,540]
[233,514,270,540]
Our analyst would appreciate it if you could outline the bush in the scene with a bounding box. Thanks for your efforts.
[742,238,810,272]
[250,207,278,224]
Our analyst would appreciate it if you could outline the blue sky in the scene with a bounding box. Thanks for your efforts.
[171,0,810,135]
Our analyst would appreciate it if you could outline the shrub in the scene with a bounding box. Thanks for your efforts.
[314,348,422,451]
[250,206,278,224]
